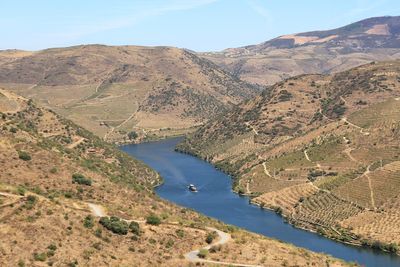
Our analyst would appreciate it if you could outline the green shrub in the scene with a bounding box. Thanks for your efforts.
[17,186,26,196]
[18,151,31,161]
[128,131,138,140]
[176,229,185,238]
[99,216,129,235]
[129,221,140,235]
[198,249,208,259]
[33,252,47,261]
[24,195,37,209]
[83,215,94,229]
[206,231,217,244]
[72,173,92,186]
[47,244,57,251]
[146,215,161,226]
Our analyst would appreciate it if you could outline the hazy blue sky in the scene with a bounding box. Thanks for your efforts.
[1,0,399,51]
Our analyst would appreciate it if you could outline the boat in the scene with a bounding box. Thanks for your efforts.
[188,184,198,192]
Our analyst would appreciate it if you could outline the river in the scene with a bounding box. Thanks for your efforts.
[121,137,400,267]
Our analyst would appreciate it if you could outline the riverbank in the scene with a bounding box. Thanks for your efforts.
[175,137,400,257]
[121,137,400,266]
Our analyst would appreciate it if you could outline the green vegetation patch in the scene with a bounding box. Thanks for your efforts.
[146,214,161,226]
[99,216,129,235]
[72,173,92,186]
[18,151,31,161]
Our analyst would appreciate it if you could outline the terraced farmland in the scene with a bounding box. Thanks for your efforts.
[369,161,400,207]
[348,98,400,128]
[341,195,400,244]
[334,174,375,208]
[294,191,363,227]
[253,183,319,215]
[244,165,305,193]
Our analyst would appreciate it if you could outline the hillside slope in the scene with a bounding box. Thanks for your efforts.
[0,45,260,143]
[178,61,400,253]
[0,88,348,266]
[202,16,400,85]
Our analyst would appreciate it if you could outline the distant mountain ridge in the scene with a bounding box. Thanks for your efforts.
[201,16,400,85]
[0,45,260,142]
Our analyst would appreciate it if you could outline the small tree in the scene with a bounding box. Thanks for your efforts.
[128,131,138,140]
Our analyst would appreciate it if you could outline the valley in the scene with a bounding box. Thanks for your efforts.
[0,88,350,266]
[2,11,400,266]
[178,60,400,255]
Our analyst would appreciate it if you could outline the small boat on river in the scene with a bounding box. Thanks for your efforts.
[188,184,198,192]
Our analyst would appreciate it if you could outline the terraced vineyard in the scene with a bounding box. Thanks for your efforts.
[294,191,363,228]
[244,165,305,193]
[334,174,375,208]
[253,183,318,215]
[348,98,400,128]
[369,161,400,207]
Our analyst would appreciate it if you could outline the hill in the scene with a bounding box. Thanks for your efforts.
[178,61,400,253]
[201,16,400,85]
[0,88,349,266]
[0,45,260,143]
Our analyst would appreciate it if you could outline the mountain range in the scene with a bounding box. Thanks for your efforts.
[202,16,400,85]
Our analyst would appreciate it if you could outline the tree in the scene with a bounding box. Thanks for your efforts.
[128,131,138,140]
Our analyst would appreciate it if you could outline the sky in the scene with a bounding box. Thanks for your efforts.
[1,0,400,52]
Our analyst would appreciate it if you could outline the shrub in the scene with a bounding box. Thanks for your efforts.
[47,244,57,251]
[128,131,138,140]
[198,249,208,259]
[33,252,47,261]
[206,231,217,244]
[146,215,161,226]
[129,221,140,235]
[50,167,58,174]
[176,229,185,238]
[17,186,26,196]
[99,216,129,235]
[72,173,92,186]
[83,215,94,229]
[18,151,31,161]
[24,195,37,209]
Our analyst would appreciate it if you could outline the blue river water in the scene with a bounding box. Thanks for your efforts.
[121,137,400,267]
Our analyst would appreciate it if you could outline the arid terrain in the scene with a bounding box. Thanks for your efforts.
[201,16,400,86]
[0,88,351,266]
[0,45,260,143]
[178,60,400,253]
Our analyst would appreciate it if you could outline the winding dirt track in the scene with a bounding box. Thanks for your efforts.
[185,227,262,267]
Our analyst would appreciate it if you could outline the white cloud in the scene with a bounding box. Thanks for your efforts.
[247,0,270,19]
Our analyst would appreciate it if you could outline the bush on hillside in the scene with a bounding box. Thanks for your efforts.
[83,215,94,229]
[72,173,92,186]
[129,221,140,235]
[146,214,161,226]
[18,151,31,161]
[205,231,218,244]
[128,131,138,140]
[99,216,129,235]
